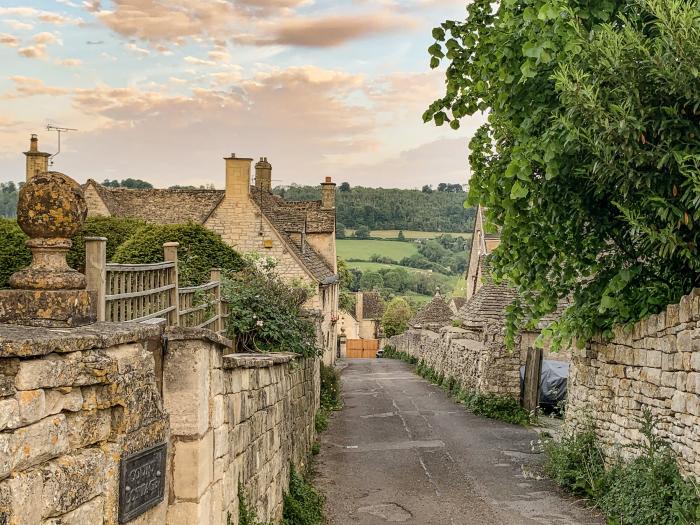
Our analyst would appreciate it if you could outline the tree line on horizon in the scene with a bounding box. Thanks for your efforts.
[275,183,475,233]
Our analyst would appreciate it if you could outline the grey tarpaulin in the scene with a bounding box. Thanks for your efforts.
[520,360,569,410]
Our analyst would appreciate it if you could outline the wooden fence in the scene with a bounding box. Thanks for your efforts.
[85,237,225,332]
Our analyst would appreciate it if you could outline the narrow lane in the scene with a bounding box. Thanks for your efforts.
[315,359,602,525]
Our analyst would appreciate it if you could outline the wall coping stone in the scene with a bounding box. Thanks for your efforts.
[0,321,162,357]
[164,326,233,349]
[223,352,299,369]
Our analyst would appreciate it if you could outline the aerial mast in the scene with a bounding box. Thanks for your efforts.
[46,124,77,166]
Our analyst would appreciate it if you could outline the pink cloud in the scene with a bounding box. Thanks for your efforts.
[248,13,417,47]
[0,32,19,47]
[5,76,70,97]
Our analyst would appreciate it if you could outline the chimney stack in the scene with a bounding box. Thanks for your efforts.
[255,157,272,193]
[23,134,50,182]
[321,176,336,209]
[224,153,253,202]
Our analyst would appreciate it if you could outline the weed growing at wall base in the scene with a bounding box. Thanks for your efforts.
[382,345,418,364]
[415,360,534,426]
[282,466,325,525]
[544,411,700,525]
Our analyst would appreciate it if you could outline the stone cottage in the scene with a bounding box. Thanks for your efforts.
[338,291,385,341]
[81,151,339,364]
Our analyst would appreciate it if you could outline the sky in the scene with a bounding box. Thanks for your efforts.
[0,0,485,189]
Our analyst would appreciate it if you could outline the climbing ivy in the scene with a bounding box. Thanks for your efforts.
[426,0,700,348]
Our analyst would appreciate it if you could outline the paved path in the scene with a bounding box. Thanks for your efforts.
[315,359,602,525]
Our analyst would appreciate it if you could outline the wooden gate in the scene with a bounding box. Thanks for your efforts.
[346,339,379,358]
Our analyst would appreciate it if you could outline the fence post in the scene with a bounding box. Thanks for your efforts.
[210,268,222,333]
[163,242,180,327]
[523,346,543,414]
[85,237,107,322]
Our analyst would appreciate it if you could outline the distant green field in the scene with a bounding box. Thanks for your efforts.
[344,260,467,296]
[345,229,472,240]
[337,239,418,261]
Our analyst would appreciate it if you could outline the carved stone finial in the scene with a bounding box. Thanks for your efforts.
[0,171,95,327]
[9,171,88,290]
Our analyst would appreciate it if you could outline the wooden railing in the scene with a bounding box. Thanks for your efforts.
[85,237,225,333]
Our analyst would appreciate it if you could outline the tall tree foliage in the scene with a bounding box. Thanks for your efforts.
[426,0,700,348]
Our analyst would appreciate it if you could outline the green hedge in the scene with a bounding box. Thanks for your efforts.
[67,216,146,272]
[113,222,244,286]
[0,218,31,289]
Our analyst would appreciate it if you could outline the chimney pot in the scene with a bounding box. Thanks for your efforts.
[254,156,272,192]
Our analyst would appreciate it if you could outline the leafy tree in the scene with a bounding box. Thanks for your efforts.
[0,182,20,218]
[339,182,351,192]
[421,185,433,193]
[336,222,346,239]
[426,0,700,348]
[381,297,413,337]
[397,230,406,241]
[359,271,383,291]
[354,225,371,239]
[102,178,153,189]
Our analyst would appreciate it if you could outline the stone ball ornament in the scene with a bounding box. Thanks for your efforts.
[9,171,88,290]
[16,171,88,239]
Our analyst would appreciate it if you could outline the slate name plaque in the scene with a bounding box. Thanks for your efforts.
[119,443,166,523]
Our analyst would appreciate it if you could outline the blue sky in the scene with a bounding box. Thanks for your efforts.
[0,0,485,188]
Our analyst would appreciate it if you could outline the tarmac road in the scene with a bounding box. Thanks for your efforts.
[314,358,603,525]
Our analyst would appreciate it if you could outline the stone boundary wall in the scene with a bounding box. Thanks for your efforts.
[567,289,700,479]
[0,322,169,525]
[163,328,319,525]
[388,326,521,398]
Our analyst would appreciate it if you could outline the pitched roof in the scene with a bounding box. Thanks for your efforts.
[251,187,335,234]
[410,293,454,328]
[85,180,224,224]
[85,180,337,285]
[361,292,385,319]
[450,297,467,311]
[249,187,337,284]
[456,281,518,330]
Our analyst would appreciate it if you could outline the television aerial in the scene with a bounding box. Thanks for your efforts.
[46,124,77,166]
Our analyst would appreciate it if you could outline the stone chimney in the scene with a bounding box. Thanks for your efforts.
[255,157,272,193]
[23,134,50,182]
[321,176,336,209]
[224,153,253,202]
[355,291,364,320]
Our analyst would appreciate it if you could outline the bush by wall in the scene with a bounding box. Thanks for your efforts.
[113,222,244,286]
[544,411,700,525]
[0,218,30,289]
[67,216,145,271]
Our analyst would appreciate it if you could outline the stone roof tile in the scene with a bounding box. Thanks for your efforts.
[410,293,454,328]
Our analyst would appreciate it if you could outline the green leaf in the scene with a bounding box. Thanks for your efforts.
[432,27,445,40]
[510,181,529,200]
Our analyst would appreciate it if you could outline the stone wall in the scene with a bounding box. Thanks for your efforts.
[163,328,319,525]
[567,289,700,479]
[0,322,169,525]
[389,326,521,397]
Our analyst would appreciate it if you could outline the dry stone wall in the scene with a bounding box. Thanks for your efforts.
[388,326,521,398]
[0,322,169,525]
[163,328,319,525]
[567,288,700,480]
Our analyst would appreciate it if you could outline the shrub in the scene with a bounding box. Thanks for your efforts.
[67,216,145,271]
[381,297,413,337]
[320,363,341,411]
[544,411,700,525]
[0,218,30,289]
[222,262,318,357]
[282,466,324,525]
[113,222,244,286]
